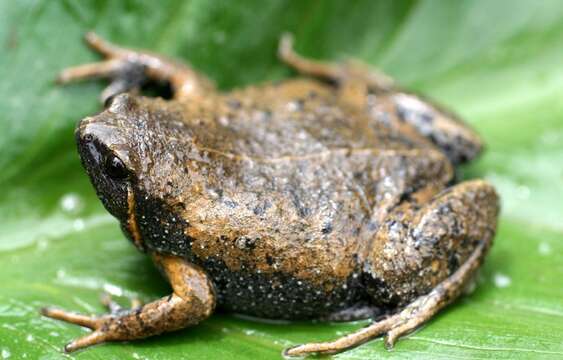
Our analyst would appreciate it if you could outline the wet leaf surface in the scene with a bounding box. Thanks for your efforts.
[1,1,562,359]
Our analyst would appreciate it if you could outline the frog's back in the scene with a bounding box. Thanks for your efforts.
[163,79,454,318]
[191,79,436,159]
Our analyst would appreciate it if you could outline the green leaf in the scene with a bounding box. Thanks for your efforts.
[1,0,562,359]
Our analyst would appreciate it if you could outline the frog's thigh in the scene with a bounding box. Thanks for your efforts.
[41,255,215,352]
[365,179,499,303]
[284,180,499,357]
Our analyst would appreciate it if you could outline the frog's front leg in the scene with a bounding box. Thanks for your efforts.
[58,32,215,103]
[41,254,215,353]
[285,180,499,357]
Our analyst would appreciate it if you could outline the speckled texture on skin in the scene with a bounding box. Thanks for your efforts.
[76,84,460,318]
[42,33,499,355]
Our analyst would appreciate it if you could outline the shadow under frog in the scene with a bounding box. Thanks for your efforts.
[41,33,499,357]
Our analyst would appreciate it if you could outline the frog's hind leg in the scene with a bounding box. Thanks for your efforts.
[285,240,487,356]
[279,33,483,164]
[58,32,215,103]
[284,180,499,357]
[278,33,395,90]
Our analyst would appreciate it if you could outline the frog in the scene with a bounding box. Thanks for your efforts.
[41,32,499,357]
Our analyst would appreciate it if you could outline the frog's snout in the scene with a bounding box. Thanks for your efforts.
[75,119,131,227]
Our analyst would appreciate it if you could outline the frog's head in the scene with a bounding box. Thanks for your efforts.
[75,93,193,252]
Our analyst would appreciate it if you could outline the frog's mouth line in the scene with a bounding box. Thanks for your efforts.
[126,185,146,252]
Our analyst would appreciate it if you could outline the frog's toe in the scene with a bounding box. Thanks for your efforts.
[40,307,100,329]
[56,57,145,104]
[84,32,124,58]
[41,307,116,352]
[64,330,108,353]
[278,32,295,60]
[284,343,338,357]
[283,316,394,357]
[56,59,123,84]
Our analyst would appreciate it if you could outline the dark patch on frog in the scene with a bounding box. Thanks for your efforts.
[226,98,242,110]
[248,199,271,217]
[234,236,257,250]
[288,188,311,218]
[201,257,365,319]
[321,222,333,234]
[132,190,193,254]
[448,253,460,274]
[394,94,480,165]
[361,273,401,309]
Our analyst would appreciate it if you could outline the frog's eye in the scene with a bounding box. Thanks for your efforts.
[104,154,129,180]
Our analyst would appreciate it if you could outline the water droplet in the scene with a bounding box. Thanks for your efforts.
[493,273,511,288]
[103,283,123,297]
[36,237,49,251]
[25,335,33,342]
[59,193,84,215]
[538,242,552,256]
[1,349,10,359]
[516,185,530,200]
[56,269,66,279]
[73,219,85,231]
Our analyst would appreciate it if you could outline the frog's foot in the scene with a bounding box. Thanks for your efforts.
[100,292,143,316]
[58,32,214,103]
[56,33,147,103]
[284,240,488,357]
[40,307,117,352]
[40,255,215,353]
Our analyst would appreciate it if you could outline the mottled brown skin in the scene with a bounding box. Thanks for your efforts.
[41,33,499,356]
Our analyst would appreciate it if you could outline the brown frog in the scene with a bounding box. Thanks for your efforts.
[41,33,499,356]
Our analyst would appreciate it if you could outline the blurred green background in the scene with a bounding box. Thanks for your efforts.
[1,0,562,359]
